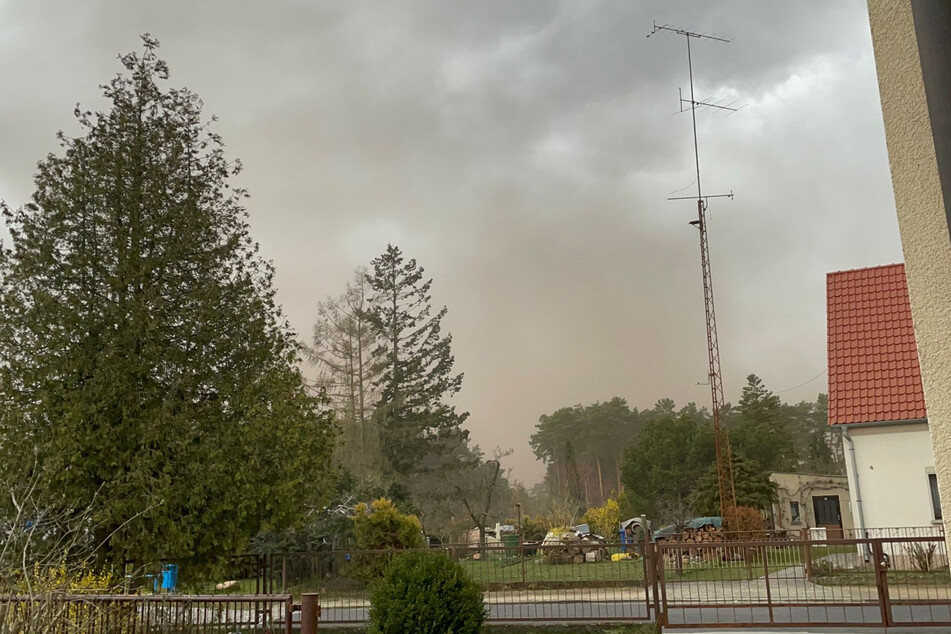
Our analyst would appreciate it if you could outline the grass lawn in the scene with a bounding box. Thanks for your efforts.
[661,544,856,582]
[189,544,868,598]
[184,577,261,595]
[460,557,646,587]
[815,567,951,587]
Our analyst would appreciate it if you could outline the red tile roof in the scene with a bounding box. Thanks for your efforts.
[827,263,927,425]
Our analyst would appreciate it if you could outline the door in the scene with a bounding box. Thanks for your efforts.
[813,495,843,539]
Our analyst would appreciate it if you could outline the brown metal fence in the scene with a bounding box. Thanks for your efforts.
[197,527,949,630]
[656,533,951,628]
[0,594,294,633]
[273,539,653,624]
[5,532,948,631]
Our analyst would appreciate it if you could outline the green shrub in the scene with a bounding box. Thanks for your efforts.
[350,498,425,582]
[353,498,424,550]
[368,551,485,634]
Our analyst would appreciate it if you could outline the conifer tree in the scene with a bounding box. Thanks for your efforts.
[364,244,469,477]
[0,36,335,572]
[730,374,795,472]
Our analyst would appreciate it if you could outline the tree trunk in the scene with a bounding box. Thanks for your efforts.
[596,456,604,503]
[614,454,623,493]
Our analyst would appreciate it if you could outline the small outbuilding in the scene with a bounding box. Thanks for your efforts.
[769,472,853,537]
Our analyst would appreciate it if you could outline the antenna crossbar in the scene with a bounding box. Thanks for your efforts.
[668,192,733,202]
[683,99,738,113]
[677,88,739,113]
[648,21,730,42]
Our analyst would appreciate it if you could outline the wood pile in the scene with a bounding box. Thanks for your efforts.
[657,525,795,564]
[677,524,725,544]
[544,532,607,565]
[657,524,725,563]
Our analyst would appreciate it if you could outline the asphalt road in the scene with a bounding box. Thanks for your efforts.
[666,603,951,626]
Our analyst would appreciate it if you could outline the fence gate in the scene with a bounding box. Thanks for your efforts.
[655,534,951,629]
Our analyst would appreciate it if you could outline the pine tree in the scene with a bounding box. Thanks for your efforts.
[0,36,335,572]
[364,244,469,477]
[731,374,795,472]
[690,454,778,516]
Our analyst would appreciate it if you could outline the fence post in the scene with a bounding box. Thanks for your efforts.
[285,595,294,634]
[801,527,813,581]
[282,557,288,594]
[763,545,774,625]
[644,526,661,624]
[517,503,527,586]
[301,593,320,634]
[871,540,892,627]
[655,542,668,627]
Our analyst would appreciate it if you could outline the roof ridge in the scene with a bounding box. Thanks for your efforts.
[827,262,905,277]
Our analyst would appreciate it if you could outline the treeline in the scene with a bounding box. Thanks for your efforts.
[531,375,842,522]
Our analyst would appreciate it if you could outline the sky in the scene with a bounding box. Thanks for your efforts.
[0,1,902,485]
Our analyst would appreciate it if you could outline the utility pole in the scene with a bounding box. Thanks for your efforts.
[648,21,738,524]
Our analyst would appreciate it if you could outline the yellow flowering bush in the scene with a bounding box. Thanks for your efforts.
[18,561,118,594]
[581,497,622,539]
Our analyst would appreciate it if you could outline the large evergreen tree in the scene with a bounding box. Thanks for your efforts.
[364,244,469,477]
[730,374,796,472]
[690,454,778,516]
[785,394,844,474]
[0,37,335,572]
[620,412,717,524]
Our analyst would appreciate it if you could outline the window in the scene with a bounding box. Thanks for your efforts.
[929,473,943,521]
[790,501,801,524]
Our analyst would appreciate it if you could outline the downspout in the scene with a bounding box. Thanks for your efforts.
[840,426,869,561]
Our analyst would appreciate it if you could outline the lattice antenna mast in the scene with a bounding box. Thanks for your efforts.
[648,21,738,522]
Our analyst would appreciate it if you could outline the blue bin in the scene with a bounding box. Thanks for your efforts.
[619,528,628,553]
[157,564,178,593]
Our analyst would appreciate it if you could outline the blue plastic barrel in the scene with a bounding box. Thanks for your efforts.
[161,563,178,593]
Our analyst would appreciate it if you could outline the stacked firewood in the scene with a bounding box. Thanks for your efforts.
[656,524,725,562]
[544,532,608,565]
[676,524,724,544]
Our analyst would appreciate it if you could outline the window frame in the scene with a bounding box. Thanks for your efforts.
[789,501,802,525]
[928,471,943,521]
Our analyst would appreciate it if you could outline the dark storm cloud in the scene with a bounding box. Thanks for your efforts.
[0,0,900,483]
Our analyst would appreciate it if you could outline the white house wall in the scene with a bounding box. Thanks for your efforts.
[844,423,939,530]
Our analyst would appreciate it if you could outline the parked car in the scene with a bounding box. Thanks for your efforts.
[652,516,722,541]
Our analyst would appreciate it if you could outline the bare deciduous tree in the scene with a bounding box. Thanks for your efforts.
[311,266,381,482]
